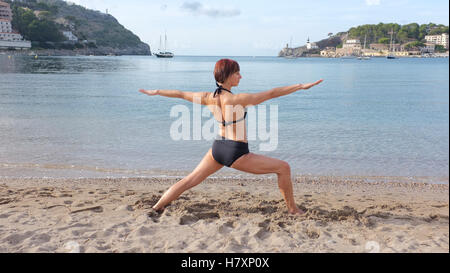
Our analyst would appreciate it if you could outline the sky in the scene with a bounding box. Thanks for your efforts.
[68,0,449,56]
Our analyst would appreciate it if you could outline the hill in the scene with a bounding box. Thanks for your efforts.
[6,0,151,55]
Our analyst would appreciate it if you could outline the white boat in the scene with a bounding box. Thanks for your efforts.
[155,33,174,58]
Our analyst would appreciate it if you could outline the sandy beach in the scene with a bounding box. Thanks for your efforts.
[0,175,448,253]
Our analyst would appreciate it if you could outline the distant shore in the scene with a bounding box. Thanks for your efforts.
[0,48,151,57]
[280,53,449,59]
[2,50,448,58]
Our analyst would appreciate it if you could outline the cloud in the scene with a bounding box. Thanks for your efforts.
[181,1,240,18]
[365,0,381,6]
[160,4,168,11]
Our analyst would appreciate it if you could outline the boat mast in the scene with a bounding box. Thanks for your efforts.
[364,34,367,49]
[389,29,394,53]
[165,31,167,53]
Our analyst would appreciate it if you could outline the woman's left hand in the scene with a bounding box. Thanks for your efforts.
[139,89,159,96]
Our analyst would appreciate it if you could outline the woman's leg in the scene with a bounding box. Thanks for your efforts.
[153,148,224,211]
[230,153,304,215]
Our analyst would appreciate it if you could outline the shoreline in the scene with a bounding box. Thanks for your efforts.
[1,176,448,253]
[2,50,449,58]
[0,164,448,185]
[1,161,448,185]
[0,49,151,57]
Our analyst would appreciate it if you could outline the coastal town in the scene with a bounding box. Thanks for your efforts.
[319,33,449,58]
[280,31,449,58]
[0,0,91,51]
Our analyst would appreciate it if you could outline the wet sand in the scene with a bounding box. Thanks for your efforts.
[0,175,448,253]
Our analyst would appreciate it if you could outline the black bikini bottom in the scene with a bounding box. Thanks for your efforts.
[212,136,250,167]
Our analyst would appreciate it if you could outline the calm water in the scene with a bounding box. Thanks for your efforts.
[0,55,448,181]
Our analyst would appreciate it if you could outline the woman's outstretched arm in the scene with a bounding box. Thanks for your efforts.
[233,79,324,107]
[139,89,210,105]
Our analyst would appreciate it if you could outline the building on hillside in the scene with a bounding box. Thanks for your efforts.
[421,43,436,54]
[0,18,11,32]
[306,37,318,50]
[63,31,78,42]
[0,0,31,49]
[0,1,12,21]
[369,43,403,52]
[335,39,362,56]
[343,39,361,49]
[0,32,26,42]
[425,33,449,49]
[320,47,336,57]
[369,43,389,51]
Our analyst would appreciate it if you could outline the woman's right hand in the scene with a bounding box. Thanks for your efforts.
[139,89,159,96]
[300,79,323,90]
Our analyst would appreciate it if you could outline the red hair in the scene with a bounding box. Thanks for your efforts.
[214,59,240,84]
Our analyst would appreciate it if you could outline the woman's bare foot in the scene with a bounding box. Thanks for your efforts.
[289,207,306,216]
[152,205,164,213]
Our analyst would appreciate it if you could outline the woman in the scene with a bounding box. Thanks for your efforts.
[139,59,323,215]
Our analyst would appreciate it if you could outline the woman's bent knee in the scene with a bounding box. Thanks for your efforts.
[278,161,291,175]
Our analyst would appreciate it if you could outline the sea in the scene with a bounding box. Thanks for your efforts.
[0,55,448,183]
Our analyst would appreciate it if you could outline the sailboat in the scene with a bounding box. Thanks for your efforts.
[387,30,396,59]
[358,34,371,60]
[155,33,174,58]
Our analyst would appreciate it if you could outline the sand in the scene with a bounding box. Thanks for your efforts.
[0,175,448,253]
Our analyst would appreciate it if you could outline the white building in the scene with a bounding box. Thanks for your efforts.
[0,1,31,49]
[425,33,449,49]
[306,37,318,50]
[63,31,78,42]
[0,18,11,32]
[0,32,25,41]
[0,39,31,49]
[343,39,362,49]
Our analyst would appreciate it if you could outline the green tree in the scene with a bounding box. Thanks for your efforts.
[11,7,36,38]
[435,45,447,53]
[378,37,390,44]
[11,6,64,43]
[27,19,64,42]
[405,41,425,50]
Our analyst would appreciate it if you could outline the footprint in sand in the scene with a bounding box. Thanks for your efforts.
[4,231,34,245]
[147,210,162,223]
[179,214,199,225]
[218,221,235,234]
[305,229,320,239]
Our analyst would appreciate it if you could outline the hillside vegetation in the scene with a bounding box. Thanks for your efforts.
[5,0,150,54]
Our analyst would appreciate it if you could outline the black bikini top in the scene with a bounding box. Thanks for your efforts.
[214,83,247,127]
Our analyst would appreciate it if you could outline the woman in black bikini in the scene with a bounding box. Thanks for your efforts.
[139,59,323,215]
